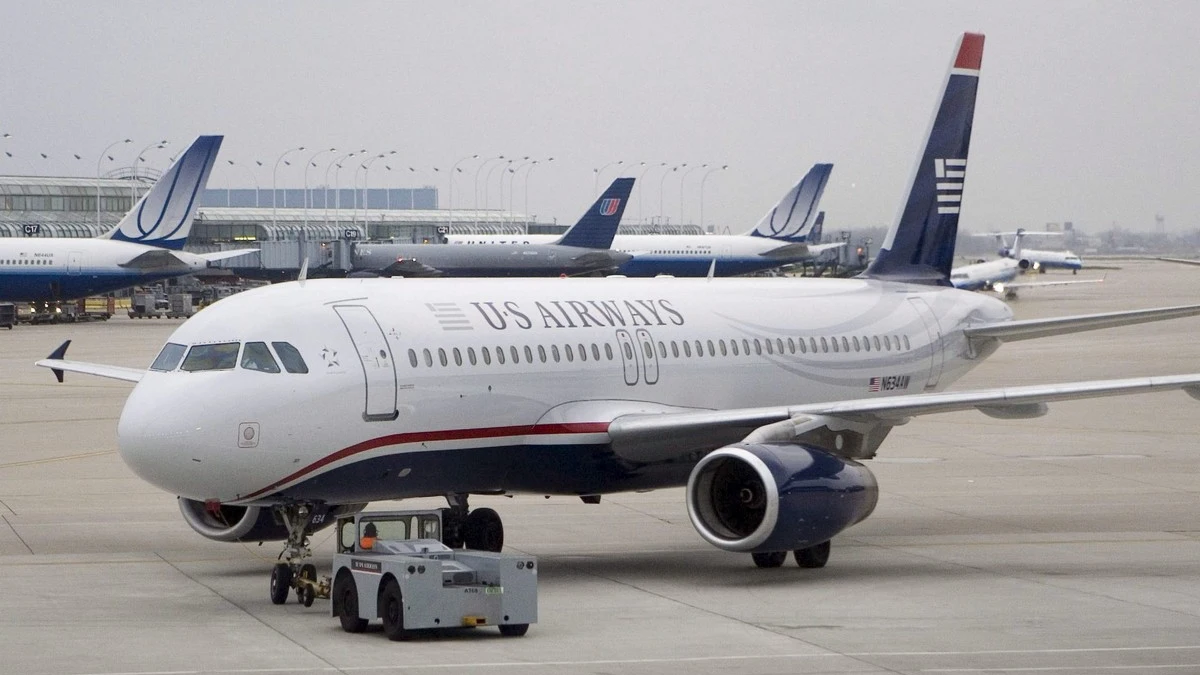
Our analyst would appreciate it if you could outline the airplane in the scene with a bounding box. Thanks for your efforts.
[446,163,844,277]
[978,229,1084,273]
[0,135,254,303]
[351,178,634,277]
[35,34,1200,605]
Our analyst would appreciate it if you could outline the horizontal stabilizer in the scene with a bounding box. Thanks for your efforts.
[118,249,192,270]
[963,303,1200,342]
[36,341,144,383]
[199,249,259,263]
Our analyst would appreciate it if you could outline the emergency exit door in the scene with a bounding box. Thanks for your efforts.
[334,305,399,421]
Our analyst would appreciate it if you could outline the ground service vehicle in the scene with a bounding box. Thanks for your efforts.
[328,510,538,640]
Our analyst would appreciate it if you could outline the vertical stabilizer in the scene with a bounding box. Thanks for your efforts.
[862,33,984,284]
[748,163,833,242]
[103,135,223,251]
[555,177,635,249]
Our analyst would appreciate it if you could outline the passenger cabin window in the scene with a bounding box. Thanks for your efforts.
[271,342,308,373]
[241,342,281,373]
[408,349,418,368]
[181,343,240,372]
[150,343,187,371]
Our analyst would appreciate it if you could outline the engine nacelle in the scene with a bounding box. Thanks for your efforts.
[1018,258,1032,270]
[686,444,878,553]
[178,498,364,542]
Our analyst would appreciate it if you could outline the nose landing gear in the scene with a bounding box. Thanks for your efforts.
[268,503,331,606]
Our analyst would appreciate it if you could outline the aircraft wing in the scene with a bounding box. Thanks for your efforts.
[35,341,143,383]
[993,277,1103,294]
[382,259,444,277]
[605,373,1200,463]
[118,249,192,270]
[962,303,1200,342]
[760,241,845,260]
[1158,257,1200,267]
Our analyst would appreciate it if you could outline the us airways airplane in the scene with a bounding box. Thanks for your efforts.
[0,135,252,303]
[447,163,843,277]
[36,34,1200,610]
[351,178,634,277]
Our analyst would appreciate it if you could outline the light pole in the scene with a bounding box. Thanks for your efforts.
[272,146,305,228]
[699,164,728,231]
[507,159,535,216]
[407,167,440,209]
[659,164,684,229]
[448,154,478,230]
[226,160,261,207]
[473,155,505,226]
[636,162,667,225]
[524,157,554,229]
[96,138,131,228]
[326,150,364,226]
[360,152,394,234]
[303,147,336,228]
[679,163,708,227]
[483,159,513,228]
[130,140,168,204]
[593,160,624,196]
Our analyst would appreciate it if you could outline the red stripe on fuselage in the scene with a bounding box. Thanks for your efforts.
[955,33,985,70]
[239,421,611,501]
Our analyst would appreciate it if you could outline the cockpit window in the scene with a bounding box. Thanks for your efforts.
[241,342,280,373]
[180,343,240,372]
[272,342,309,374]
[149,343,187,371]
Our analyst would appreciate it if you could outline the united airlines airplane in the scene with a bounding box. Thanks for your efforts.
[37,35,1200,611]
[0,135,251,303]
[448,163,842,276]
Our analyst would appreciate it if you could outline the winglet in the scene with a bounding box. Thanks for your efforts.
[103,135,224,251]
[298,256,309,285]
[706,258,717,280]
[47,340,70,383]
[748,164,833,242]
[861,32,985,284]
[555,177,635,249]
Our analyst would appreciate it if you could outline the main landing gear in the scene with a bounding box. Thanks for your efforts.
[441,493,505,552]
[268,503,330,606]
[751,541,832,569]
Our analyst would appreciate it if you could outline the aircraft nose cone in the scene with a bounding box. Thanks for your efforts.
[117,379,220,500]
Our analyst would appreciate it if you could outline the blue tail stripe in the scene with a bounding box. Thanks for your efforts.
[139,139,220,244]
[556,177,635,249]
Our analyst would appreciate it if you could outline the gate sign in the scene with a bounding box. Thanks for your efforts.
[23,224,41,236]
[344,228,360,239]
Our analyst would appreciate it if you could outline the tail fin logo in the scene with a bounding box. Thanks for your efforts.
[599,198,621,216]
[935,158,967,214]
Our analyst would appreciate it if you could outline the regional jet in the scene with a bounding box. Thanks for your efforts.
[351,178,634,277]
[447,164,843,276]
[978,229,1084,272]
[37,35,1200,608]
[0,136,253,303]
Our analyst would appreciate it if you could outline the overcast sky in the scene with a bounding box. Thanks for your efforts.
[2,2,1198,233]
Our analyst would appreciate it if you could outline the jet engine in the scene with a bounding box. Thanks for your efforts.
[178,498,364,542]
[685,444,878,553]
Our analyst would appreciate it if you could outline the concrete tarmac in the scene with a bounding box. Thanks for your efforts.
[2,260,1199,675]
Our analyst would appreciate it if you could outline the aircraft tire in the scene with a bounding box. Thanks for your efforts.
[463,508,504,552]
[751,551,788,568]
[380,579,411,641]
[269,563,292,605]
[794,541,831,568]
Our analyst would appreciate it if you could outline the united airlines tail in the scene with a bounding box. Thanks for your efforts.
[555,177,635,249]
[862,33,984,284]
[102,135,224,251]
[748,163,833,242]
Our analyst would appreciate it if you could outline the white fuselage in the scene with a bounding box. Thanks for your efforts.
[0,238,206,302]
[447,233,815,276]
[1003,247,1083,271]
[950,257,1020,291]
[116,277,1011,507]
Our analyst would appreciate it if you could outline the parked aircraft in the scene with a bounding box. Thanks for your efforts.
[0,136,254,303]
[351,178,634,277]
[37,34,1200,596]
[447,164,843,277]
[979,229,1084,272]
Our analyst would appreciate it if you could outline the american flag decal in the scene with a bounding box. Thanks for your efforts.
[426,302,473,331]
[869,377,882,393]
[869,375,910,392]
[599,198,621,216]
[934,158,967,214]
